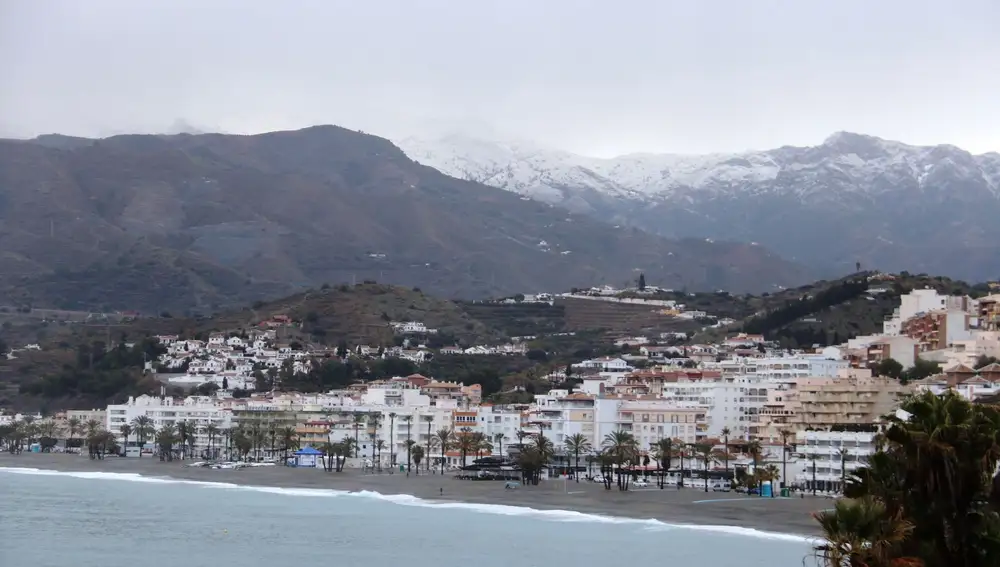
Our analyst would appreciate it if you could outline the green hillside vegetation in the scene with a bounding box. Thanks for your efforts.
[732,272,990,348]
[457,301,567,337]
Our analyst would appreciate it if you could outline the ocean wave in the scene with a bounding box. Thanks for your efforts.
[0,466,816,544]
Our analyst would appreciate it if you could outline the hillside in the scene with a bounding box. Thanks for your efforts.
[693,272,993,348]
[399,132,1000,282]
[0,126,814,314]
[0,283,501,410]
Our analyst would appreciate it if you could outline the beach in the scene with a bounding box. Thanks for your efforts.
[0,453,826,536]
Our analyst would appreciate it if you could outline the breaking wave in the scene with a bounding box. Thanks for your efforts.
[0,466,816,544]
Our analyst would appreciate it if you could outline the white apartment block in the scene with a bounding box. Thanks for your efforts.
[796,430,877,493]
[714,355,848,380]
[107,395,232,453]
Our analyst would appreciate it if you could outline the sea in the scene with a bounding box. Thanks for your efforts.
[0,467,819,567]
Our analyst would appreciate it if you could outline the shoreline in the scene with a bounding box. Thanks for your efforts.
[0,453,825,539]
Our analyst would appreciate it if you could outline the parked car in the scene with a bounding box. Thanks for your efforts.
[711,483,731,492]
[633,479,649,488]
[591,475,607,483]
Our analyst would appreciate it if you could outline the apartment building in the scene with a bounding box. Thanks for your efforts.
[865,335,917,369]
[796,430,877,493]
[106,395,232,453]
[979,295,1000,331]
[715,355,848,380]
[753,369,911,440]
[900,309,972,352]
[596,398,704,450]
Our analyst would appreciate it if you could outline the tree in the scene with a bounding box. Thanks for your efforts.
[694,443,718,492]
[564,434,592,482]
[456,427,474,468]
[132,415,153,457]
[205,424,220,459]
[422,415,434,472]
[493,433,507,463]
[279,426,298,465]
[352,413,366,458]
[813,496,918,567]
[433,429,454,475]
[67,417,82,443]
[401,415,413,475]
[746,440,764,496]
[118,423,133,456]
[975,355,999,369]
[602,430,638,491]
[155,423,177,461]
[721,427,732,483]
[827,391,1000,567]
[388,412,397,469]
[900,358,942,383]
[638,273,646,290]
[874,358,905,380]
[410,443,424,473]
[654,437,675,489]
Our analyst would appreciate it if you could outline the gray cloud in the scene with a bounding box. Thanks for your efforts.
[1,0,998,155]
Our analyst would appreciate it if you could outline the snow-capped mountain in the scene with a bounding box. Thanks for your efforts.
[397,132,1000,282]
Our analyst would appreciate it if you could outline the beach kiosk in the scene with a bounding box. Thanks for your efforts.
[294,446,323,468]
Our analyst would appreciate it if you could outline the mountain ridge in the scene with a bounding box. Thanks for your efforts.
[396,132,1000,280]
[0,126,814,314]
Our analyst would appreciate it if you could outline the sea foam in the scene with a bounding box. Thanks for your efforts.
[0,466,816,544]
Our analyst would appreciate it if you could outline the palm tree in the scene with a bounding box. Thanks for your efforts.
[474,433,492,462]
[155,423,177,461]
[352,412,366,458]
[422,415,434,472]
[780,429,794,493]
[411,443,425,473]
[175,421,196,460]
[564,434,591,482]
[515,429,529,448]
[67,416,82,444]
[205,424,220,460]
[368,413,382,471]
[387,412,397,469]
[813,496,919,567]
[118,423,133,456]
[320,441,336,472]
[602,430,638,491]
[493,433,507,462]
[746,440,763,496]
[765,464,781,498]
[456,427,474,467]
[132,415,153,457]
[401,415,413,475]
[654,437,675,489]
[279,426,298,465]
[721,427,731,481]
[841,390,1000,567]
[838,447,849,494]
[84,418,101,439]
[433,429,453,474]
[694,443,718,492]
[809,453,819,495]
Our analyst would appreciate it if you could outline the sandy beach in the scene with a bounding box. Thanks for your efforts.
[1,453,826,536]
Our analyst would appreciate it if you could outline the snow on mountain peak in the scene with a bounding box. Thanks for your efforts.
[395,132,1000,203]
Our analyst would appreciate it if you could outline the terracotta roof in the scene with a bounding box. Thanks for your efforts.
[945,363,977,374]
[976,362,1000,373]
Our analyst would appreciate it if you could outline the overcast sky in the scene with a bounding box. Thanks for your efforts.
[1,0,998,156]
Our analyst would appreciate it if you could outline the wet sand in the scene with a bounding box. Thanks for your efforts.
[1,453,827,536]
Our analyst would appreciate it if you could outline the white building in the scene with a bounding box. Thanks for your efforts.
[796,429,877,493]
[106,395,232,456]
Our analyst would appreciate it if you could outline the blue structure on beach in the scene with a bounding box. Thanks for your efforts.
[294,446,323,468]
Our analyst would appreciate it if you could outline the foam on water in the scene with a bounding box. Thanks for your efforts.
[0,466,817,544]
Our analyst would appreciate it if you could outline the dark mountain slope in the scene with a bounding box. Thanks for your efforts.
[0,126,814,313]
